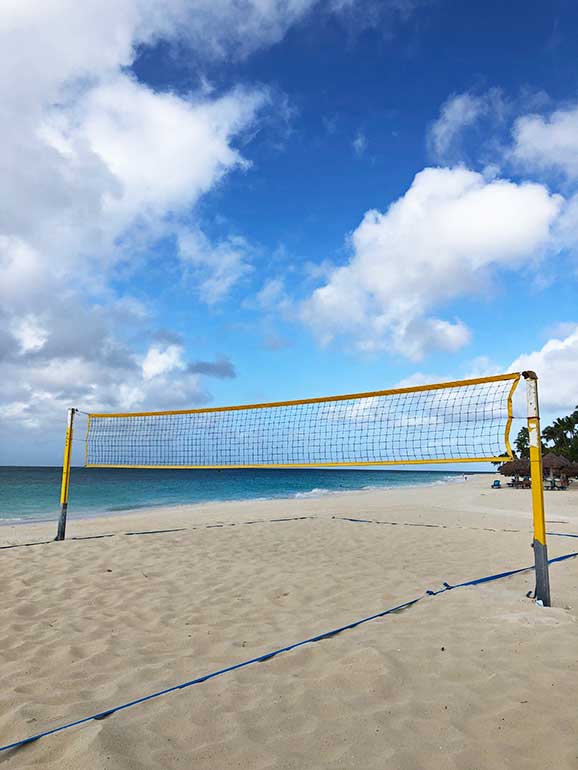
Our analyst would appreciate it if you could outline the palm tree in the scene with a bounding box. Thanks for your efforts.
[514,427,530,459]
[542,408,578,461]
[509,407,578,470]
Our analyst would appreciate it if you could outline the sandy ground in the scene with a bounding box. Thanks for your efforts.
[1,475,577,769]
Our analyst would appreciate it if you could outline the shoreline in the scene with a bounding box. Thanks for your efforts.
[0,470,470,529]
[2,474,576,546]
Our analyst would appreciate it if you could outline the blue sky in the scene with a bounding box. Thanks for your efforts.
[1,0,578,465]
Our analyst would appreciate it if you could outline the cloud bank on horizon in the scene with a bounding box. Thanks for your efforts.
[1,0,578,463]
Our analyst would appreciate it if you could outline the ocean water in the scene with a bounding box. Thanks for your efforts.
[0,466,466,524]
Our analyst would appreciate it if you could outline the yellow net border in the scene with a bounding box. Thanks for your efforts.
[84,373,521,469]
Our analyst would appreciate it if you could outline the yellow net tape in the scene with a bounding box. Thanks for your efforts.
[84,373,520,468]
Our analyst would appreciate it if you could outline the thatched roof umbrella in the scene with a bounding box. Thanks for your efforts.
[513,458,530,477]
[541,452,570,479]
[499,459,529,479]
[564,462,578,479]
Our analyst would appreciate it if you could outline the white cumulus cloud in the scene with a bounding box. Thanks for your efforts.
[509,325,578,412]
[142,344,186,380]
[302,166,562,359]
[511,104,578,180]
[79,79,262,217]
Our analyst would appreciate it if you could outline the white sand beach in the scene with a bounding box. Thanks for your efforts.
[1,475,578,769]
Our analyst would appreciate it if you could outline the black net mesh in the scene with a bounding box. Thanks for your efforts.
[85,375,519,467]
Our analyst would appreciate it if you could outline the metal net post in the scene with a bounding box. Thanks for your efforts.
[55,408,75,542]
[523,372,551,606]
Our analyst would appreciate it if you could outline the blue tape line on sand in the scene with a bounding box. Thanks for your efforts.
[334,516,578,541]
[2,550,577,754]
[0,598,420,752]
[426,550,578,595]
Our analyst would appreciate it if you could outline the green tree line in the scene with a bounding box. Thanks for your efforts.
[514,405,578,461]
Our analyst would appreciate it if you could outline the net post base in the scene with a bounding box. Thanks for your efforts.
[55,504,68,542]
[533,539,551,607]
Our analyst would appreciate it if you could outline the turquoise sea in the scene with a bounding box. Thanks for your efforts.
[0,466,467,524]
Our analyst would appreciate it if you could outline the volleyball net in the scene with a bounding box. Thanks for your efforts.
[83,373,520,468]
[56,370,551,604]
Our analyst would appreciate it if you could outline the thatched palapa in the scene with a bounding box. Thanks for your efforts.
[499,459,529,477]
[541,452,570,477]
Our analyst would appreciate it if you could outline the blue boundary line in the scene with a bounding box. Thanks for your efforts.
[1,549,577,754]
[333,515,578,540]
[3,519,576,553]
[0,516,317,552]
